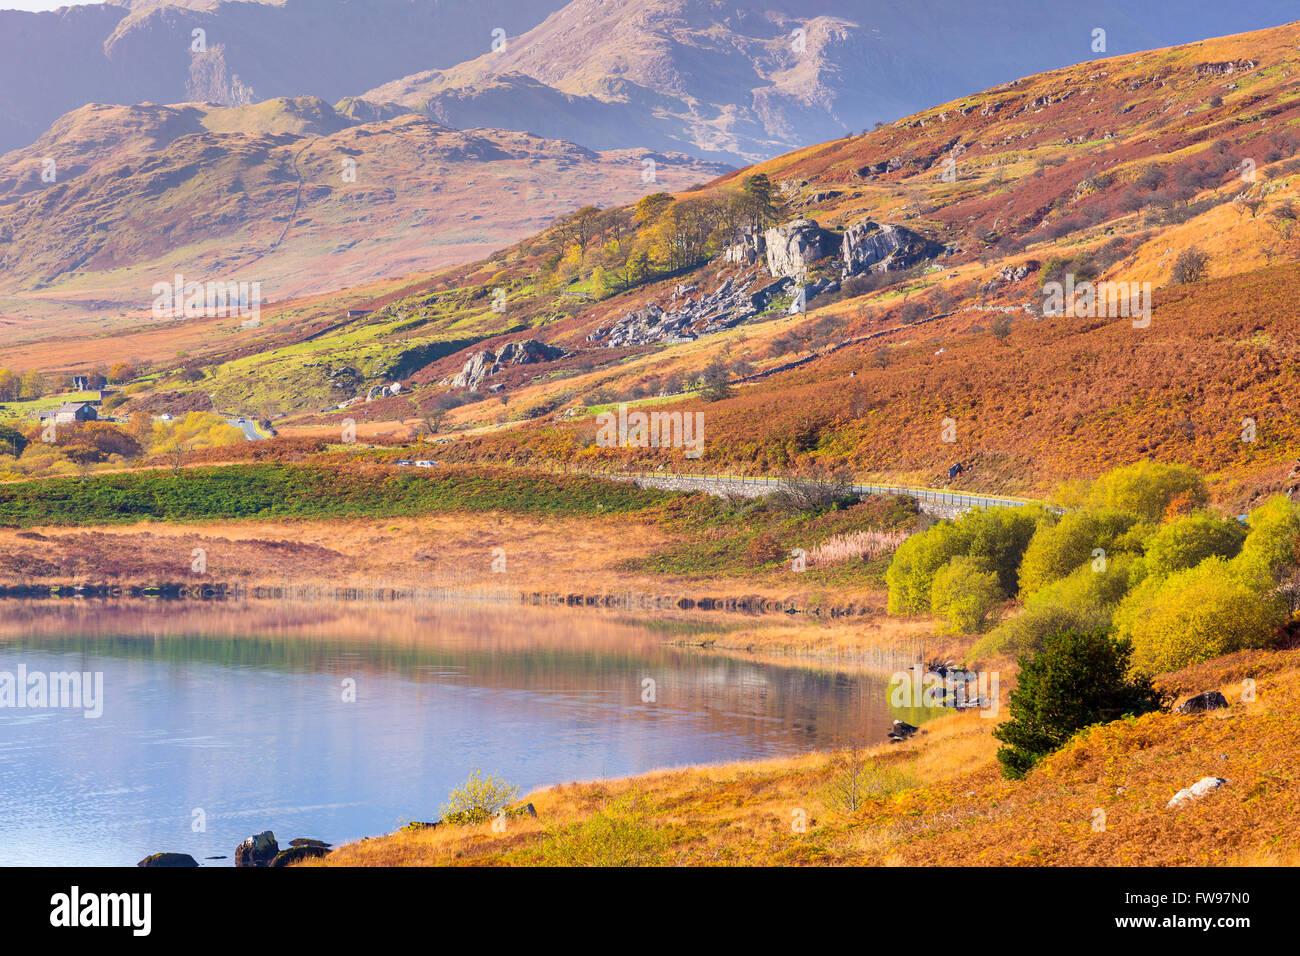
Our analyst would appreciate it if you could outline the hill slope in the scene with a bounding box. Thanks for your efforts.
[0,97,726,341]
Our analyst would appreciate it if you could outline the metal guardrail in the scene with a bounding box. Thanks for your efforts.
[625,472,1033,510]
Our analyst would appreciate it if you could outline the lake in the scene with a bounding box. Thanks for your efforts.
[0,599,908,865]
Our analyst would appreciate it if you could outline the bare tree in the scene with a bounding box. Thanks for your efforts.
[771,469,856,513]
[1170,246,1210,285]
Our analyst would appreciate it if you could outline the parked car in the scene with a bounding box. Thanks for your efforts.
[414,460,437,468]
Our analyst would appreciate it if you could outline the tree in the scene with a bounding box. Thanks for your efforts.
[108,362,136,384]
[1234,193,1265,219]
[634,192,673,226]
[1083,461,1207,521]
[991,313,1013,342]
[1017,508,1139,596]
[740,173,781,233]
[994,632,1165,779]
[1143,510,1246,579]
[1232,496,1300,585]
[887,521,972,614]
[1170,246,1210,285]
[770,471,856,513]
[18,370,46,400]
[423,407,449,436]
[930,555,1005,632]
[0,424,27,457]
[699,358,732,402]
[960,505,1043,596]
[1113,558,1285,674]
[0,369,18,402]
[557,205,603,263]
[128,411,153,443]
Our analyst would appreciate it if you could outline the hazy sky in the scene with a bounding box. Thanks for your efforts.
[3,1,100,10]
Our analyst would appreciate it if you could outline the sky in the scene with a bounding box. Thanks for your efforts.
[3,1,102,10]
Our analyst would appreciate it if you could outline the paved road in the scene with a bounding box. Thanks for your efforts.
[227,419,264,441]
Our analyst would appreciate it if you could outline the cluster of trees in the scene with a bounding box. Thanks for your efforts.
[538,174,785,298]
[0,412,241,478]
[888,461,1295,675]
[0,369,52,402]
[0,363,138,403]
[887,460,1300,778]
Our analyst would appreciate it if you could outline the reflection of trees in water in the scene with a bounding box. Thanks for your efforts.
[1,600,894,747]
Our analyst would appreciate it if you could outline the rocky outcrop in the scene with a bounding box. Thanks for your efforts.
[270,844,332,866]
[888,720,920,743]
[1168,776,1227,808]
[980,259,1040,293]
[1176,691,1229,715]
[137,852,199,867]
[234,830,279,867]
[763,218,837,278]
[723,232,765,265]
[449,339,566,390]
[841,220,945,279]
[588,274,793,347]
[450,350,495,390]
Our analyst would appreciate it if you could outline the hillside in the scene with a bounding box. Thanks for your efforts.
[0,97,726,341]
[7,19,1300,503]
[262,18,1300,502]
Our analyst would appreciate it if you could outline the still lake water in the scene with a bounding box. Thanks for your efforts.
[0,600,906,866]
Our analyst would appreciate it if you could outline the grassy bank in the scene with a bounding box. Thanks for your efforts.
[0,463,674,526]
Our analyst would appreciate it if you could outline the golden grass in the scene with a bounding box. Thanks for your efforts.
[0,510,893,613]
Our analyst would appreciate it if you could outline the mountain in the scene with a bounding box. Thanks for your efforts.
[0,96,727,340]
[356,0,1300,163]
[5,0,1299,163]
[0,0,566,155]
[119,17,1299,503]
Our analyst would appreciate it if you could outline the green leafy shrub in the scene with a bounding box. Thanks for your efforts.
[994,632,1165,779]
[962,505,1044,595]
[1017,508,1139,596]
[930,555,1005,632]
[439,770,520,826]
[886,506,1041,614]
[515,798,671,866]
[886,521,970,614]
[823,746,917,815]
[1112,557,1285,675]
[1143,510,1246,579]
[1232,496,1300,585]
[971,601,1103,662]
[1083,460,1207,521]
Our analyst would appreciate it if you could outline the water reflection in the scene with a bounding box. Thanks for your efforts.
[0,600,901,865]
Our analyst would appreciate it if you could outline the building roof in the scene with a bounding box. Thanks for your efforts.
[41,401,96,418]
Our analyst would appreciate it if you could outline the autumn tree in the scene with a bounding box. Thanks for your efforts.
[740,174,782,233]
[557,205,604,263]
[18,370,46,400]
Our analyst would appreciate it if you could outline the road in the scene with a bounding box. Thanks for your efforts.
[227,419,264,441]
[623,472,1037,513]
